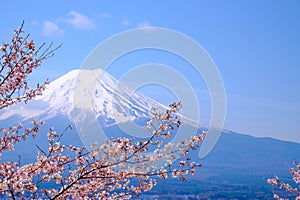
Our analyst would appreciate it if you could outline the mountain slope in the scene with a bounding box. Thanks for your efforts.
[198,130,300,182]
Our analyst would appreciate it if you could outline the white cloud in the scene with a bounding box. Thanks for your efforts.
[43,21,64,36]
[137,21,156,32]
[63,11,96,30]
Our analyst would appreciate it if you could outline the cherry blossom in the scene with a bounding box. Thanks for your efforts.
[268,161,300,199]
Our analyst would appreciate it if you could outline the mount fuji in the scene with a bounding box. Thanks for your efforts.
[0,69,166,126]
[0,69,300,192]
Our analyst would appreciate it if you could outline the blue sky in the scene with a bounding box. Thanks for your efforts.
[1,0,299,143]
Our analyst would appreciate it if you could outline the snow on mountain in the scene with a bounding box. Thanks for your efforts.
[0,69,165,126]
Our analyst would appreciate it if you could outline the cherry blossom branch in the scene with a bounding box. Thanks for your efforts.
[268,161,300,199]
[0,102,204,199]
[0,120,45,158]
[0,21,61,109]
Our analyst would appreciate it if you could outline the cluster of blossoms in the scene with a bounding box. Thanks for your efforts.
[0,102,206,199]
[0,21,60,109]
[267,162,300,200]
[0,120,45,159]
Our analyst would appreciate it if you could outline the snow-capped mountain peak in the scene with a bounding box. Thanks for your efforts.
[0,69,163,126]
